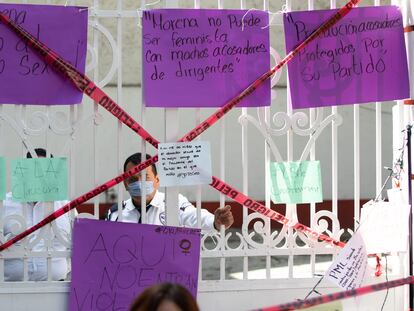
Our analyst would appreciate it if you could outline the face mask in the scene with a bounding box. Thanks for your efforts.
[127,181,154,198]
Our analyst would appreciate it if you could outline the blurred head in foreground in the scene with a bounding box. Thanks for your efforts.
[129,283,200,311]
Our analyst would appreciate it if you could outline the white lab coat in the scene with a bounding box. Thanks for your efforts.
[2,192,72,281]
[107,191,215,231]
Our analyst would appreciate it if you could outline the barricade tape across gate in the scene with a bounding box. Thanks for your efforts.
[253,276,414,311]
[0,0,360,251]
[404,25,414,32]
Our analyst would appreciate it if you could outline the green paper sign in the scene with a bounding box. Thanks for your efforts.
[303,301,342,311]
[270,161,323,204]
[11,158,68,202]
[0,157,5,200]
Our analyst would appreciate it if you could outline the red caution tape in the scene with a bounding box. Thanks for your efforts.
[182,0,361,141]
[254,276,414,311]
[0,13,160,149]
[0,0,361,251]
[404,25,414,33]
[210,176,345,247]
[375,255,382,277]
[0,156,159,251]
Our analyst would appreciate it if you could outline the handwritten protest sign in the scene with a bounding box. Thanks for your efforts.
[0,3,87,105]
[270,161,323,204]
[359,201,410,254]
[283,6,409,109]
[69,219,201,311]
[11,158,67,202]
[326,231,370,290]
[157,141,212,187]
[142,9,270,107]
[0,157,5,200]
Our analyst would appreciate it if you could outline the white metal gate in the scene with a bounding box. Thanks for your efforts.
[0,0,412,310]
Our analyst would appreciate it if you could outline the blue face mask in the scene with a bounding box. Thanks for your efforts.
[127,181,154,198]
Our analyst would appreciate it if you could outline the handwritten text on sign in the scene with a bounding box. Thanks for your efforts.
[270,161,323,204]
[11,158,68,202]
[326,231,370,290]
[69,219,201,311]
[0,157,5,200]
[0,3,88,105]
[157,141,212,187]
[283,6,409,109]
[142,9,270,107]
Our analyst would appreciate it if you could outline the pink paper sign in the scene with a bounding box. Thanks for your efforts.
[0,3,88,105]
[283,6,409,109]
[69,219,201,311]
[142,9,270,107]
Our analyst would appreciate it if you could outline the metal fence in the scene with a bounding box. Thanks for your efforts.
[0,0,412,310]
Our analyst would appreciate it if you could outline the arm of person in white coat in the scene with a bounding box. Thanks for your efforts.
[178,194,234,231]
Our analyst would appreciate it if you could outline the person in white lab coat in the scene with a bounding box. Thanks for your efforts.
[3,148,72,281]
[106,152,234,231]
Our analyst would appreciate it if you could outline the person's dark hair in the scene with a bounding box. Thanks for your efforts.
[129,283,199,311]
[26,148,53,158]
[124,152,157,175]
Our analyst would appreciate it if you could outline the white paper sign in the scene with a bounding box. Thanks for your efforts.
[359,201,410,254]
[326,231,370,290]
[387,188,405,205]
[157,141,212,187]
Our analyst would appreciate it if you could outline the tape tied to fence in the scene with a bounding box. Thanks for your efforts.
[404,25,414,33]
[210,177,345,247]
[254,275,414,311]
[0,0,361,251]
[0,13,160,149]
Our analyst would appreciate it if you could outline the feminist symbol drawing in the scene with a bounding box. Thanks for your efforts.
[179,239,192,254]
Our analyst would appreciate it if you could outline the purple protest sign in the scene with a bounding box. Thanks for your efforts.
[283,6,409,109]
[69,219,201,311]
[142,9,270,108]
[0,4,87,105]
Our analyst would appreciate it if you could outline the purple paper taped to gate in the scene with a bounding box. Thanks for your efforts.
[283,6,409,109]
[142,9,270,107]
[0,4,87,105]
[69,219,201,311]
